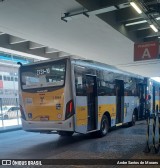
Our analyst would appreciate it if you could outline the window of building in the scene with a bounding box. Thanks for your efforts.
[0,89,3,94]
[11,77,14,81]
[3,76,7,81]
[7,76,10,81]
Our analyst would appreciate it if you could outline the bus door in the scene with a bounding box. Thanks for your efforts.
[86,75,97,131]
[115,80,124,124]
[74,74,97,134]
[138,84,147,119]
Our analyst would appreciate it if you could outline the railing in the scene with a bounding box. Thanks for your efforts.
[144,112,160,154]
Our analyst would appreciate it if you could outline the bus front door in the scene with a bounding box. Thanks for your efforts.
[138,84,147,119]
[115,80,124,124]
[74,75,97,134]
[86,75,97,131]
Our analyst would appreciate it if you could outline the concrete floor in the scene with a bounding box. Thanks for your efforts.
[0,120,160,168]
[0,118,21,128]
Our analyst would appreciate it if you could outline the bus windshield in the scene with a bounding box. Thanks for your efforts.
[20,60,66,90]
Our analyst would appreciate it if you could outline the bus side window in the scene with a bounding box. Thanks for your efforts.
[124,78,137,96]
[74,65,87,96]
[97,70,115,96]
[75,74,86,96]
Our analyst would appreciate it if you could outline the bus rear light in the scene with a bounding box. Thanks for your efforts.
[65,100,74,120]
[69,101,73,113]
[20,105,26,120]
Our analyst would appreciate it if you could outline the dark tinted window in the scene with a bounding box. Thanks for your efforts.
[124,78,138,96]
[12,107,19,111]
[3,76,7,81]
[97,70,115,96]
[0,89,3,94]
[7,76,10,81]
[8,107,13,111]
[11,77,14,81]
[21,60,66,90]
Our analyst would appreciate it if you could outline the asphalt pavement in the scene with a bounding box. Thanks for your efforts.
[0,120,159,168]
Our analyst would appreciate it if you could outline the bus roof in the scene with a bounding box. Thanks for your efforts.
[72,58,144,80]
[19,56,144,80]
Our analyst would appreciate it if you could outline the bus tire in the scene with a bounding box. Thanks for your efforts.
[58,131,74,136]
[128,113,136,127]
[96,115,109,137]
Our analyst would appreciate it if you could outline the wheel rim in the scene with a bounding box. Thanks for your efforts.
[101,119,108,135]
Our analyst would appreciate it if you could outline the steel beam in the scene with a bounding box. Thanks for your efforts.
[143,36,160,42]
[0,34,9,47]
[45,47,59,54]
[116,7,143,22]
[0,32,5,35]
[136,28,160,39]
[76,0,128,11]
[126,22,150,32]
[29,42,45,50]
[9,35,28,44]
[98,11,140,42]
[58,51,70,57]
[0,34,59,59]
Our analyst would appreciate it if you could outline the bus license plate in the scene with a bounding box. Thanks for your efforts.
[40,116,49,121]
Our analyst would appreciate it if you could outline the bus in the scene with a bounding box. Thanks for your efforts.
[18,56,150,137]
[147,79,160,115]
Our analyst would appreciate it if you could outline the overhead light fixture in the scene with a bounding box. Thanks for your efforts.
[158,36,160,38]
[130,2,142,14]
[150,24,158,32]
[156,17,160,20]
[125,20,147,26]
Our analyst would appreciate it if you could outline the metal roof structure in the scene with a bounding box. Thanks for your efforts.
[0,0,159,77]
[74,0,160,42]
